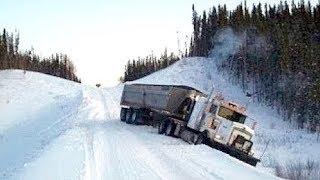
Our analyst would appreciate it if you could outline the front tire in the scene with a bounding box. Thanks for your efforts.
[195,131,207,145]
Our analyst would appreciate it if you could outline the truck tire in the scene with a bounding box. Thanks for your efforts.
[125,108,132,124]
[195,131,207,145]
[131,110,140,124]
[165,121,176,136]
[158,120,168,134]
[120,108,127,122]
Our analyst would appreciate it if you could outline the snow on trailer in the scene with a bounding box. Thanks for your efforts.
[120,83,261,166]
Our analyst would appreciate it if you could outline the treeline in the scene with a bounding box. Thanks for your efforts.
[189,1,320,130]
[0,29,81,82]
[123,49,179,82]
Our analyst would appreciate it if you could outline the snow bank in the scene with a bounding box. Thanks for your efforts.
[0,70,83,178]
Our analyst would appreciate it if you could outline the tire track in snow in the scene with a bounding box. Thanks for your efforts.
[120,124,224,180]
[95,122,184,180]
[81,88,107,180]
[83,127,97,180]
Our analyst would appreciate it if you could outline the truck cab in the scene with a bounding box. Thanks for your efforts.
[188,94,255,156]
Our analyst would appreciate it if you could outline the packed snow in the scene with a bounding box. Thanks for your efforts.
[0,69,281,179]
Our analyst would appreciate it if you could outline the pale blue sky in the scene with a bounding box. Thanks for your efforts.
[0,0,318,86]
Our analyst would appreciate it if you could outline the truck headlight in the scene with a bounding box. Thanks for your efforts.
[215,134,222,140]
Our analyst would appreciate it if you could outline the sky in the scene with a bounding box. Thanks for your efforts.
[0,0,318,86]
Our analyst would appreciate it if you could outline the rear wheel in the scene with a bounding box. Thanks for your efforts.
[131,110,139,124]
[125,108,132,124]
[120,108,127,122]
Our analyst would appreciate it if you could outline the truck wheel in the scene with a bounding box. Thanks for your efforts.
[131,110,139,124]
[158,120,168,134]
[195,131,207,145]
[165,121,176,136]
[171,123,178,137]
[120,108,127,122]
[125,109,132,124]
[135,111,144,125]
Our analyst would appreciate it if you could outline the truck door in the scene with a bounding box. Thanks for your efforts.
[216,119,233,143]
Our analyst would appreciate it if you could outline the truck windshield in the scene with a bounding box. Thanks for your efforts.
[217,106,246,123]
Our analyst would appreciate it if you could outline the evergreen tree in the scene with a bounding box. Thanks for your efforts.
[0,29,80,83]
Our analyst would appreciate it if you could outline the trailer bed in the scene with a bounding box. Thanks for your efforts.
[121,84,205,114]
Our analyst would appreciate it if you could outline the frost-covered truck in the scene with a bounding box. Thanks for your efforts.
[120,84,260,166]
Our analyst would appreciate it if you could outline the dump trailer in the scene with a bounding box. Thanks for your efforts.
[120,83,260,166]
[120,84,204,124]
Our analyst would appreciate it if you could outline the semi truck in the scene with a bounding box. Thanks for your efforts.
[120,83,260,166]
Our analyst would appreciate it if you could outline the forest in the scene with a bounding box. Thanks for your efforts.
[124,0,320,130]
[123,49,180,82]
[0,29,80,82]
